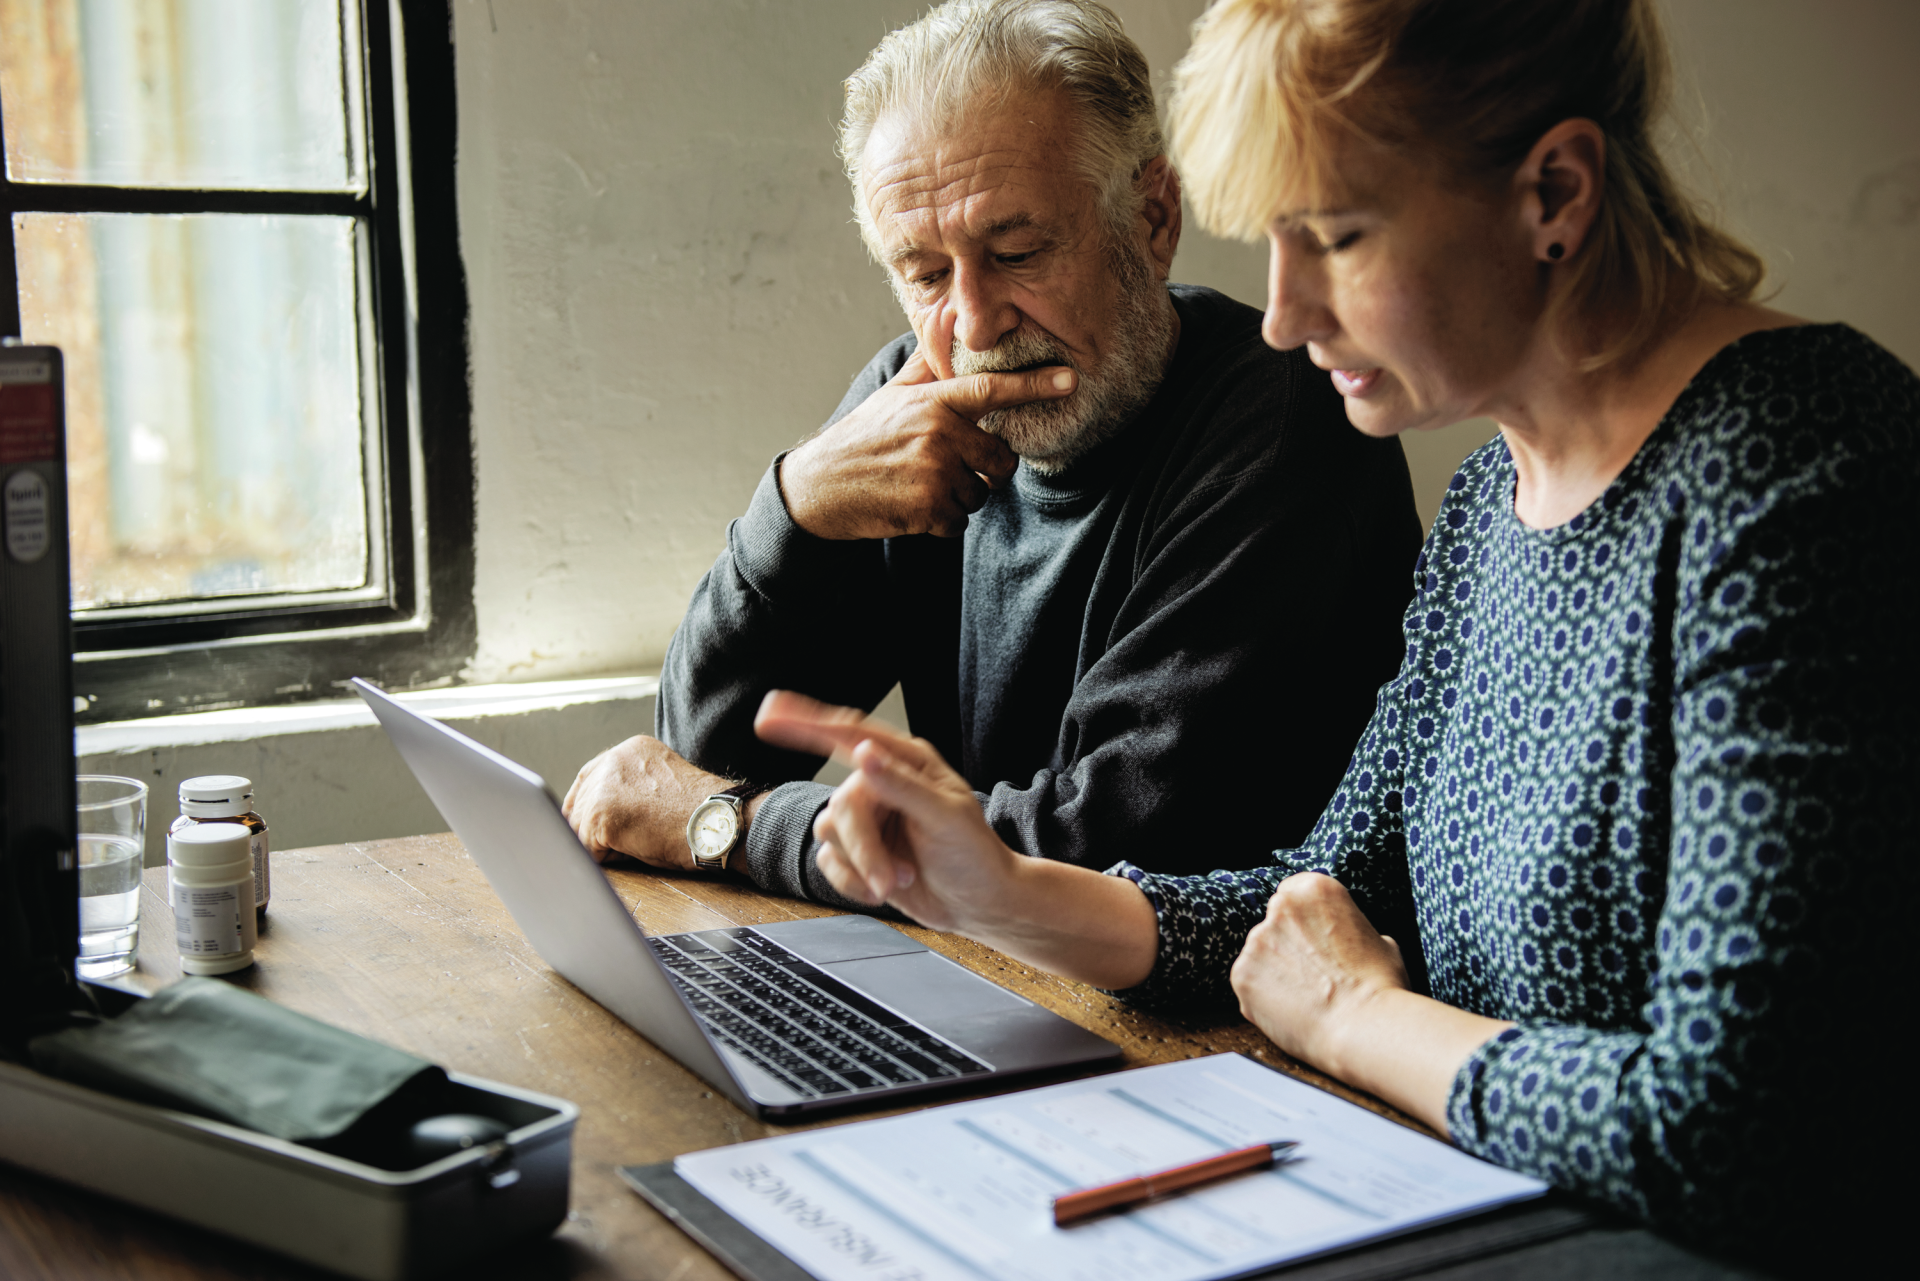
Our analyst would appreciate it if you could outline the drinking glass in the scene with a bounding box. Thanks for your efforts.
[77,775,148,979]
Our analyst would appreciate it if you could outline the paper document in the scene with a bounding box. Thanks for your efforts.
[675,1053,1546,1281]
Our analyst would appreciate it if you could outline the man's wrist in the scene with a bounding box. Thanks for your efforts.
[774,443,828,539]
[725,788,773,874]
[683,780,768,874]
[730,457,854,604]
[771,448,800,517]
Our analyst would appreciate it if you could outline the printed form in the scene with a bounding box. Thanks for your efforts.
[675,1053,1546,1281]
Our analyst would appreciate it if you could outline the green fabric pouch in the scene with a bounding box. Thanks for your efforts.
[28,977,445,1145]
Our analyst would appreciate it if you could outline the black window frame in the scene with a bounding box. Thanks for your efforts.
[0,0,472,724]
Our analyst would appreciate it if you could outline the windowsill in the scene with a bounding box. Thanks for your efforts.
[76,674,660,754]
[77,674,662,860]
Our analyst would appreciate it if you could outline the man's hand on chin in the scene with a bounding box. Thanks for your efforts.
[778,348,1073,540]
[561,735,731,871]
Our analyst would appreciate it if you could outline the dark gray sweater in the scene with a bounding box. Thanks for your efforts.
[658,285,1422,905]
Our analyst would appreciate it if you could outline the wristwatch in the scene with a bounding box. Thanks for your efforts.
[685,783,764,872]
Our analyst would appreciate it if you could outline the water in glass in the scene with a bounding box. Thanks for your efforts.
[77,833,143,978]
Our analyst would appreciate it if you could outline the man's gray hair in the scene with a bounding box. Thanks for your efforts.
[840,0,1163,252]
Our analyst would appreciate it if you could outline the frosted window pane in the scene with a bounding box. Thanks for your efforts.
[14,212,370,608]
[0,0,357,191]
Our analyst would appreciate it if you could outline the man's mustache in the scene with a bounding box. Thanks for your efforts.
[950,331,1076,378]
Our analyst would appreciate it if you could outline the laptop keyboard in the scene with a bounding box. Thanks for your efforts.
[649,928,991,1099]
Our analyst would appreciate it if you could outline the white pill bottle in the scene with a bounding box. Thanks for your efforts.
[171,775,270,918]
[168,822,259,975]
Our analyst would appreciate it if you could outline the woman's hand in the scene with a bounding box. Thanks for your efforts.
[753,689,1017,927]
[753,690,1020,926]
[1229,873,1410,1068]
[752,690,1160,989]
[1232,872,1512,1134]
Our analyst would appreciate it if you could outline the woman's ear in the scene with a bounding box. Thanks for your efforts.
[1516,118,1605,266]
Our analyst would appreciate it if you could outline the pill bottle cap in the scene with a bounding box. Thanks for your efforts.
[179,775,254,818]
[169,822,253,866]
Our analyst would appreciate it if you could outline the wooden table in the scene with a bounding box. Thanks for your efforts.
[0,833,1427,1281]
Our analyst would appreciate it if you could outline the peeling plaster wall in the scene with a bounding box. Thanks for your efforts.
[457,1,916,683]
[452,0,1268,684]
[453,1,1919,682]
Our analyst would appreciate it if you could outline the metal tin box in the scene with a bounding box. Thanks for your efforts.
[0,1055,577,1280]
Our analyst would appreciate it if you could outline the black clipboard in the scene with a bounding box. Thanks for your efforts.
[620,1161,1605,1281]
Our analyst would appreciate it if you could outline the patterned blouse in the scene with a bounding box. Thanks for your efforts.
[1110,324,1918,1248]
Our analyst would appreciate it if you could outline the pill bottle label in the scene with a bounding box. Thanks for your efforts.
[173,882,247,956]
[251,831,271,908]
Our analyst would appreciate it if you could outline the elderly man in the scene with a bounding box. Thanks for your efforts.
[564,0,1420,905]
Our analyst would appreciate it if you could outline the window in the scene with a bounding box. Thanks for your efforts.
[0,0,471,722]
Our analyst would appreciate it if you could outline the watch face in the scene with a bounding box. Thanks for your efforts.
[689,800,739,861]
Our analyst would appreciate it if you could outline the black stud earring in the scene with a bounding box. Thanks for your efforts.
[1547,242,1565,261]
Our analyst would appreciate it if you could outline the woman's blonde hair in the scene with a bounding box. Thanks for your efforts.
[1169,0,1765,368]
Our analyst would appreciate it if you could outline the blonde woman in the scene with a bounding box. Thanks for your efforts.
[757,0,1916,1261]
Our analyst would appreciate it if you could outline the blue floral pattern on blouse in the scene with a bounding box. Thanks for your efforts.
[1110,324,1918,1245]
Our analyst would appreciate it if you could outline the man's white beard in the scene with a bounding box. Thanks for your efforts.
[950,242,1174,474]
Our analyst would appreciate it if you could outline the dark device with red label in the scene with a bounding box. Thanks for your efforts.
[0,344,79,1033]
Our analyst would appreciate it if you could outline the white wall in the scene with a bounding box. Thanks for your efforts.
[456,0,1917,681]
[1667,0,1920,366]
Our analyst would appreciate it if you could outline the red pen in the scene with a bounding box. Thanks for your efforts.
[1050,1140,1300,1226]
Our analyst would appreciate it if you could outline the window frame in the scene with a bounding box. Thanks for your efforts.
[0,0,473,723]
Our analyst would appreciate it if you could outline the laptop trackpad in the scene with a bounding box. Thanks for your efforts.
[823,951,1031,1021]
[754,915,926,964]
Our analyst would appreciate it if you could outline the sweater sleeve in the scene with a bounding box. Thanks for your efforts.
[1107,616,1420,1017]
[655,342,916,902]
[1443,421,1918,1246]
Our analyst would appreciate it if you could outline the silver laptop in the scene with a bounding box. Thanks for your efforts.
[352,679,1120,1119]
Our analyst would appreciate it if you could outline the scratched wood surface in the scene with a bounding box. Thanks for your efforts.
[0,833,1427,1281]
